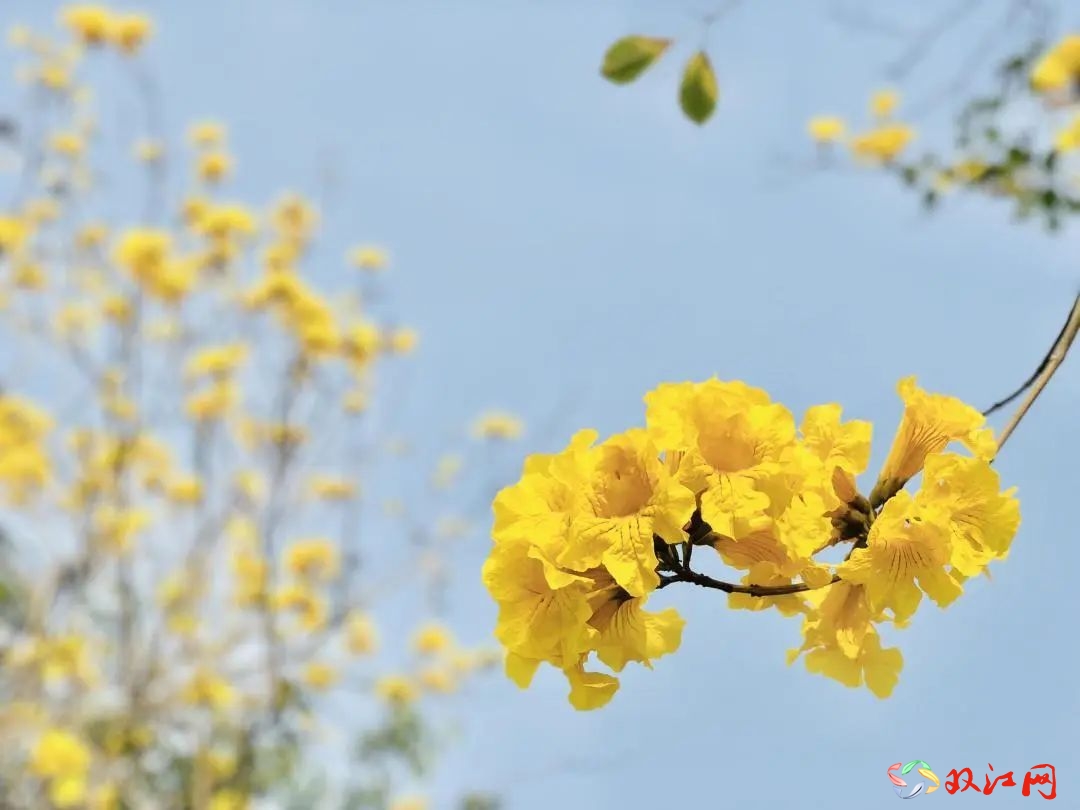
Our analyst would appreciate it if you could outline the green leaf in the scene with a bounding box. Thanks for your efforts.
[679,51,719,125]
[600,36,671,85]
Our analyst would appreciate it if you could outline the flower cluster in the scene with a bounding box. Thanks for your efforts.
[484,377,1019,709]
[808,89,917,163]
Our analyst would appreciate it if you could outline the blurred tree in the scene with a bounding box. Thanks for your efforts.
[0,6,522,809]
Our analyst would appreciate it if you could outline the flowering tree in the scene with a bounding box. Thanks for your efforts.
[0,6,516,809]
[481,3,1079,709]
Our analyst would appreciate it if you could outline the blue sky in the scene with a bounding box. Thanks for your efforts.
[3,1,1079,807]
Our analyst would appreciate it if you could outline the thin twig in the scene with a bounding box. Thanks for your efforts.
[992,291,1080,456]
[984,291,1078,416]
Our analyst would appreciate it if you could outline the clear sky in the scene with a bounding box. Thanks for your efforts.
[3,1,1079,808]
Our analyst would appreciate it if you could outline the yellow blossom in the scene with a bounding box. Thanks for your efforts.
[349,244,388,271]
[60,6,112,46]
[345,612,378,655]
[387,326,419,354]
[412,622,452,655]
[284,538,339,581]
[108,13,152,54]
[302,662,339,690]
[188,121,226,148]
[182,669,235,710]
[869,88,899,119]
[471,411,523,440]
[198,151,232,183]
[807,115,845,143]
[850,124,916,163]
[376,675,418,705]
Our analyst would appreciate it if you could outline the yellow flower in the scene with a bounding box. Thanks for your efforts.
[167,475,203,505]
[31,730,91,786]
[271,193,319,243]
[50,131,84,157]
[869,88,899,119]
[807,115,845,143]
[182,669,235,710]
[108,13,153,54]
[1031,34,1080,94]
[185,343,248,378]
[418,666,456,693]
[1055,113,1080,152]
[799,627,902,698]
[188,121,226,148]
[0,216,30,254]
[838,491,960,623]
[349,245,388,271]
[850,124,915,163]
[644,378,794,539]
[562,429,696,596]
[198,151,232,183]
[284,538,339,580]
[231,552,268,607]
[412,622,452,655]
[390,797,427,810]
[871,376,992,504]
[913,453,1020,578]
[471,411,523,440]
[343,389,370,414]
[75,222,108,249]
[308,474,357,500]
[376,675,418,705]
[387,327,419,354]
[208,790,248,810]
[60,5,112,46]
[273,583,327,630]
[345,612,378,655]
[93,505,151,554]
[302,662,338,690]
[185,381,238,422]
[114,228,171,283]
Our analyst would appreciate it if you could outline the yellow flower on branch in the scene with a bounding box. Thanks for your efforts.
[486,376,1019,705]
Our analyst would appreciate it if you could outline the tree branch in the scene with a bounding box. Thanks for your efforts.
[991,291,1080,456]
[658,568,841,596]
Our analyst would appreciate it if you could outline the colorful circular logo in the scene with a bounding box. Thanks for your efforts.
[888,761,940,799]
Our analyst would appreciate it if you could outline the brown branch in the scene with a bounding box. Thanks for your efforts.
[984,290,1079,415]
[992,291,1080,457]
[658,568,841,596]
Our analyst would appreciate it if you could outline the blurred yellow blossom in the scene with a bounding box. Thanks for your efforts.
[412,622,452,655]
[376,675,418,705]
[349,245,389,271]
[850,124,915,163]
[285,539,339,581]
[188,121,226,148]
[807,115,845,143]
[182,669,235,710]
[471,411,523,440]
[303,663,339,691]
[60,6,111,46]
[869,88,899,119]
[108,13,152,54]
[198,151,232,183]
[345,612,379,655]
